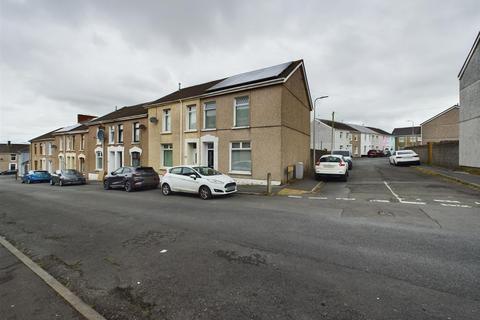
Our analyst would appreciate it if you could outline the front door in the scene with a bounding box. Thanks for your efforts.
[206,142,214,168]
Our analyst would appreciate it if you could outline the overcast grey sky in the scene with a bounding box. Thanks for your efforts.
[1,0,479,143]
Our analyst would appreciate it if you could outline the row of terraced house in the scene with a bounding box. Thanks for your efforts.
[30,60,312,185]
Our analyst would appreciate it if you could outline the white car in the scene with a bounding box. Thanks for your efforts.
[389,150,420,166]
[161,166,237,200]
[315,154,349,181]
[332,150,353,169]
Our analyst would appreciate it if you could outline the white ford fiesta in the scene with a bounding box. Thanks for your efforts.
[161,166,237,200]
[389,150,420,166]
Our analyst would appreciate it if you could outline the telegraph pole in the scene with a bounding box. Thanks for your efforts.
[331,111,335,154]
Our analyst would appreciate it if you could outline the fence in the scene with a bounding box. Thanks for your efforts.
[410,140,459,168]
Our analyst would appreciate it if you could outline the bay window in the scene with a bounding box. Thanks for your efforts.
[231,141,251,173]
[162,144,173,167]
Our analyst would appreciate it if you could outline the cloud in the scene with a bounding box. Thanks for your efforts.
[0,0,479,142]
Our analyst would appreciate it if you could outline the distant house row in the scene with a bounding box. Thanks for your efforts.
[29,60,312,184]
[0,142,29,175]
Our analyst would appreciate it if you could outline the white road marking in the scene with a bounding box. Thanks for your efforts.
[475,201,480,205]
[434,199,460,203]
[441,203,472,208]
[336,198,356,201]
[370,199,390,203]
[308,196,328,200]
[383,181,402,202]
[160,249,168,253]
[288,195,303,199]
[401,201,426,205]
[0,236,106,320]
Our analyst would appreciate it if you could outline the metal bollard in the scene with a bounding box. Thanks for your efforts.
[267,172,272,195]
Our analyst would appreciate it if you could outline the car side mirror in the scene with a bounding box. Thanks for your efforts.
[111,171,116,175]
[189,174,197,180]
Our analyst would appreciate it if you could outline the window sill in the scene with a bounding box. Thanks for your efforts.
[201,128,216,132]
[131,141,141,144]
[232,126,250,130]
[184,129,198,133]
[229,171,252,176]
[161,132,172,135]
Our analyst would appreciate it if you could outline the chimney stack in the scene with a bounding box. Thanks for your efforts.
[77,114,97,123]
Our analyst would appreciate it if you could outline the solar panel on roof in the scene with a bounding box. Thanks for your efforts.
[55,123,82,133]
[207,61,292,91]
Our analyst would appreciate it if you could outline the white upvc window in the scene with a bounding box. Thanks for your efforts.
[109,126,115,144]
[10,153,16,161]
[339,132,343,139]
[204,101,216,129]
[230,141,251,174]
[133,122,140,142]
[234,96,249,127]
[118,124,124,143]
[80,135,85,150]
[163,109,171,132]
[95,151,103,170]
[187,105,196,130]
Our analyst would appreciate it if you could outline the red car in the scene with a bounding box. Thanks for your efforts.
[367,150,385,157]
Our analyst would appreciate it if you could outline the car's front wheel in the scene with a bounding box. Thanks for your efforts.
[162,183,171,196]
[103,180,111,190]
[27,179,31,184]
[50,179,55,186]
[199,186,212,200]
[59,179,64,187]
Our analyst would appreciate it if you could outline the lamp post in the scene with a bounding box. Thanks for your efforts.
[407,120,415,146]
[312,95,329,169]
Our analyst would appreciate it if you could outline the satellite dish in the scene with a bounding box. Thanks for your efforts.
[97,128,105,141]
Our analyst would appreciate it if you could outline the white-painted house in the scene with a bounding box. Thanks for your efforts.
[311,120,359,152]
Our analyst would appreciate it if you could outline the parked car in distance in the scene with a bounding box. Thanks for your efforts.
[389,150,420,166]
[0,169,17,175]
[161,166,237,200]
[367,149,385,157]
[104,166,159,192]
[21,170,51,184]
[50,169,86,186]
[332,150,353,169]
[315,155,349,181]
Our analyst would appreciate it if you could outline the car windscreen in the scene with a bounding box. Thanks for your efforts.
[192,167,221,176]
[63,169,78,175]
[34,171,49,175]
[319,156,341,163]
[135,167,156,174]
[332,151,350,156]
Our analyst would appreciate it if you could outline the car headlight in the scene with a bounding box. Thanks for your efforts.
[207,179,224,185]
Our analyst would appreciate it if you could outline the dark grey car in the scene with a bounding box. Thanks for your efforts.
[50,169,87,186]
[103,166,160,192]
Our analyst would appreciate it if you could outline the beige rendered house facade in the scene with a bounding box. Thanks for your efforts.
[146,60,312,184]
[421,105,459,144]
[86,104,149,181]
[30,130,58,172]
[0,142,29,173]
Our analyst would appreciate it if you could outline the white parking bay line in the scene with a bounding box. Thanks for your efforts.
[441,203,472,208]
[370,199,390,203]
[401,201,426,205]
[383,181,402,202]
[336,198,356,201]
[288,195,303,199]
[308,196,328,200]
[434,199,461,203]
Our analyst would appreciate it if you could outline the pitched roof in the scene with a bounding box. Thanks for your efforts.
[149,60,304,106]
[30,129,61,142]
[367,126,392,135]
[88,103,148,125]
[458,31,480,79]
[53,123,89,134]
[392,126,421,136]
[0,143,29,154]
[420,105,459,126]
[318,119,360,131]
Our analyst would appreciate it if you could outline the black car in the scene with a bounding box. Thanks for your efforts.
[1,169,17,175]
[50,169,86,186]
[103,166,159,192]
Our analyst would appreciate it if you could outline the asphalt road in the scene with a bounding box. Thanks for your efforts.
[0,158,479,320]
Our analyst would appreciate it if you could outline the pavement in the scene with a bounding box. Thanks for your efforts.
[414,164,480,189]
[1,158,479,320]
